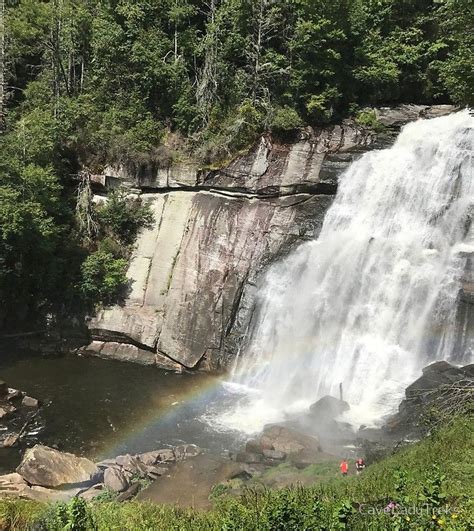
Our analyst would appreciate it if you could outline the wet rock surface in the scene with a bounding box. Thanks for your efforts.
[353,361,473,462]
[382,361,474,439]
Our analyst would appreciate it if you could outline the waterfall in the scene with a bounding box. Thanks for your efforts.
[219,110,473,434]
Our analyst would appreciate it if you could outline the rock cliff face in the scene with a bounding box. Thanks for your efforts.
[84,105,461,371]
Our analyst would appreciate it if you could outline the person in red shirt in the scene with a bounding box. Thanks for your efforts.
[340,459,348,476]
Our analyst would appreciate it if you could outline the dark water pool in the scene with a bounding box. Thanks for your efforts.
[0,348,243,474]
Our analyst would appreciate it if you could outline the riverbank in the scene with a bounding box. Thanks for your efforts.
[0,349,241,474]
[1,417,471,530]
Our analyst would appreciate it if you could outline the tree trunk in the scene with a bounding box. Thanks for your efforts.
[253,0,264,101]
[0,0,5,131]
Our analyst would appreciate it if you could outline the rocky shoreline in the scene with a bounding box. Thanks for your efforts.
[0,360,472,507]
[0,442,203,503]
[0,381,41,449]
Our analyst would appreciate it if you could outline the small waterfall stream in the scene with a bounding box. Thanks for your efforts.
[219,110,473,434]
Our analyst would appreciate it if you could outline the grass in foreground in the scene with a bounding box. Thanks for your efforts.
[1,417,472,530]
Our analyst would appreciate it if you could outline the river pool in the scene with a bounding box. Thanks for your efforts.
[0,348,243,474]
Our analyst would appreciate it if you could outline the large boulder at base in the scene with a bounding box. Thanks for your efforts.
[262,425,322,455]
[309,395,350,421]
[246,425,324,469]
[16,445,100,488]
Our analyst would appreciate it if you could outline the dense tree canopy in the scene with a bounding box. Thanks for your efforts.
[0,0,472,328]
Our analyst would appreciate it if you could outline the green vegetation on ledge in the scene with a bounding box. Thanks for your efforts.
[1,416,472,530]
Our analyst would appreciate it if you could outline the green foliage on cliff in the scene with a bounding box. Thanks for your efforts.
[0,0,472,326]
[97,192,154,246]
[0,417,472,530]
[80,251,128,307]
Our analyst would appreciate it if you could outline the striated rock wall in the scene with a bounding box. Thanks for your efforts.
[88,190,333,369]
[84,105,459,371]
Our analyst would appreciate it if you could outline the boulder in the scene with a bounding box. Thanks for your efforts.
[0,473,80,502]
[23,486,80,503]
[405,361,468,399]
[0,380,7,396]
[79,484,104,501]
[174,444,201,461]
[104,467,129,492]
[245,437,274,454]
[155,448,176,463]
[16,445,100,488]
[0,473,28,496]
[3,433,20,448]
[461,363,474,379]
[6,389,23,402]
[115,454,147,476]
[138,451,160,466]
[309,395,350,421]
[262,425,322,455]
[262,449,286,460]
[145,465,168,480]
[383,361,473,438]
[116,482,141,502]
[96,458,119,470]
[235,452,264,464]
[223,463,254,482]
[21,396,39,408]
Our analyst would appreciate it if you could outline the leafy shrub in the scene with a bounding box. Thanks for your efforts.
[332,499,354,529]
[269,106,303,135]
[80,250,128,306]
[97,192,154,246]
[263,487,325,530]
[305,87,340,123]
[355,109,385,132]
[38,498,95,530]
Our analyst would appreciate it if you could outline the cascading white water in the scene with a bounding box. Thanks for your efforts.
[219,110,473,434]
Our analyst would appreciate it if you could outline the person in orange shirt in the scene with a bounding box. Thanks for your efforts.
[340,459,348,476]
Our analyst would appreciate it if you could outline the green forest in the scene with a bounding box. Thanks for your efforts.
[0,0,472,329]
